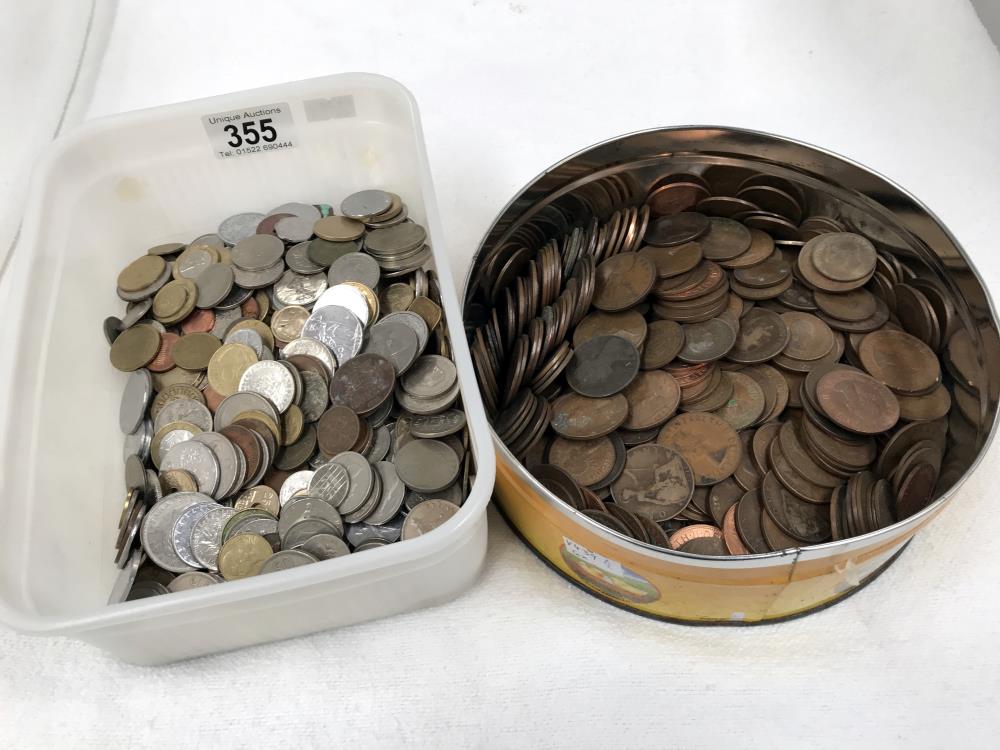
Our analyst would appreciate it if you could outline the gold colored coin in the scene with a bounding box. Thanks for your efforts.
[207,343,258,396]
[152,279,193,321]
[232,409,282,444]
[380,282,415,313]
[151,366,203,392]
[281,404,305,445]
[171,332,222,370]
[228,318,275,351]
[314,215,366,242]
[109,324,161,372]
[117,255,166,293]
[408,295,442,331]
[159,469,199,494]
[270,306,310,344]
[344,281,380,324]
[217,534,272,580]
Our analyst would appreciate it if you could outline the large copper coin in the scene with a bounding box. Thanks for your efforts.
[548,435,617,488]
[621,370,681,431]
[677,318,737,363]
[727,308,789,364]
[329,353,395,416]
[534,464,586,509]
[751,421,781,475]
[776,421,842,488]
[768,436,831,504]
[732,254,790,289]
[807,232,877,282]
[592,253,656,312]
[644,212,710,246]
[896,384,952,422]
[667,523,722,550]
[797,237,874,293]
[573,309,647,349]
[720,229,774,269]
[813,288,877,322]
[641,320,685,369]
[780,312,835,361]
[678,536,727,556]
[699,218,752,261]
[734,489,769,554]
[550,392,628,439]
[761,471,831,543]
[648,181,709,216]
[316,406,361,457]
[565,335,640,397]
[657,412,741,486]
[712,371,765,431]
[708,477,744,526]
[638,242,703,279]
[610,444,695,522]
[858,329,941,395]
[815,367,900,434]
[894,462,938,520]
[760,509,801,552]
[722,504,749,554]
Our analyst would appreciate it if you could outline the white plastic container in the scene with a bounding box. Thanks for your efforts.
[0,73,495,665]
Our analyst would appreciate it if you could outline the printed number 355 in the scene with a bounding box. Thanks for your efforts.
[224,118,276,147]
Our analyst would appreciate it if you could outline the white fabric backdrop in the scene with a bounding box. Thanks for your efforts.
[2,1,1000,747]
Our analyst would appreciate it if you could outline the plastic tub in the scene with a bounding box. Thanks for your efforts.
[464,126,999,623]
[0,73,494,664]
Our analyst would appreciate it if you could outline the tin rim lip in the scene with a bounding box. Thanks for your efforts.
[463,124,1000,563]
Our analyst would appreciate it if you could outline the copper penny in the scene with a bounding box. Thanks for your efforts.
[667,523,722,551]
[808,232,877,282]
[721,229,774,269]
[708,477,744,527]
[722,504,749,555]
[858,329,941,395]
[780,312,835,360]
[316,406,361,457]
[760,508,801,551]
[813,288,877,322]
[732,254,791,289]
[547,435,617,488]
[621,370,681,431]
[565,335,640,398]
[751,421,781,475]
[768,436,831,504]
[761,471,831,543]
[894,461,938,520]
[610,444,695,521]
[181,309,217,334]
[147,332,180,373]
[712,371,765,431]
[534,464,586,509]
[677,318,737,363]
[896,383,952,422]
[648,182,710,216]
[641,320,685,369]
[550,392,628,439]
[644,212,710,247]
[657,412,741,485]
[573,309,648,349]
[678,536,727,555]
[815,367,899,434]
[592,253,656,312]
[699,218,752,261]
[638,242,704,280]
[734,489,769,554]
[727,308,789,364]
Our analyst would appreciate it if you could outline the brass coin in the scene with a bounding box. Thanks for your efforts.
[171,332,222,371]
[228,318,275,351]
[727,308,789,363]
[698,218,752,261]
[761,471,831,543]
[217,533,272,580]
[638,242,703,279]
[808,232,877,282]
[271,305,311,343]
[547,435,617,488]
[656,411,741,486]
[152,278,196,322]
[380,282,416,313]
[610,444,694,522]
[641,320,685,369]
[815,367,899,434]
[314,215,365,241]
[550,392,628,439]
[780,312,835,360]
[118,255,167,293]
[109,324,162,372]
[159,469,199,494]
[734,489,769,554]
[573,309,647,349]
[206,343,258,397]
[592,253,656,311]
[858,329,941,395]
[621,370,681,431]
[281,404,305,446]
[712,371,765,431]
[408,296,443,332]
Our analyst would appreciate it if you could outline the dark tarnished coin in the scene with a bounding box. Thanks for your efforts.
[726,308,789,363]
[780,312,835,361]
[548,435,617,488]
[894,462,938,520]
[734,489,769,554]
[329,353,395,415]
[592,253,656,311]
[699,218,752,261]
[709,477,745,528]
[712,371,765,430]
[610,444,695,521]
[808,232,877,282]
[896,384,952,422]
[732,254,790,288]
[761,471,831,544]
[678,536,727,556]
[644,212,710,247]
[657,412,741,486]
[621,370,681,431]
[813,288,877,322]
[316,406,362,457]
[816,367,900,434]
[550,392,628,439]
[641,320,685,369]
[565,335,640,397]
[677,318,737,363]
[638,242,704,279]
[858,329,941,395]
[573,309,647,349]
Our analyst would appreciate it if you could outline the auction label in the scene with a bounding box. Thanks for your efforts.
[202,102,296,159]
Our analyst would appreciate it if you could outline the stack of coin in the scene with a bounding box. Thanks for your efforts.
[469,168,976,556]
[107,191,470,602]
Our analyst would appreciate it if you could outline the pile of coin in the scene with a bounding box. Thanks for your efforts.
[469,168,976,556]
[106,191,471,602]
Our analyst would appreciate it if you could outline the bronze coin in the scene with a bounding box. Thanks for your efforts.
[729,275,793,301]
[722,504,749,554]
[800,413,876,472]
[565,335,640,398]
[896,384,952,422]
[534,464,586,509]
[147,332,180,373]
[894,461,938,520]
[581,509,631,536]
[732,254,791,289]
[109,324,162,372]
[641,320,685,369]
[816,295,890,334]
[605,504,650,543]
[638,514,672,548]
[621,371,681,431]
[550,392,629,439]
[697,195,759,217]
[712,372,765,431]
[681,369,734,413]
[895,284,940,349]
[329,353,396,416]
[797,237,874,293]
[777,421,842,488]
[657,411,741,486]
[760,508,801,551]
[699,218,752,261]
[743,364,789,423]
[720,229,775,269]
[579,485,610,513]
[733,429,762,491]
[815,367,899,434]
[610,443,695,521]
[219,424,263,482]
[639,242,704,280]
[858,329,941,395]
[644,212,710,247]
[761,471,831,544]
[316,406,361,457]
[668,523,722,550]
[807,232,877,282]
[592,253,656,311]
[573,309,648,349]
[708,477,744,526]
[172,332,222,371]
[647,181,710,216]
[768,436,831,504]
[736,185,802,224]
[734,489,770,554]
[779,312,835,361]
[778,282,817,311]
[726,308,789,364]
[677,318,737,363]
[751,421,782,475]
[547,435,617,488]
[813,288,877,322]
[678,536,727,556]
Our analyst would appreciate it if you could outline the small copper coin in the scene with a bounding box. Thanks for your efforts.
[722,504,749,555]
[641,320,685,369]
[592,253,656,311]
[816,368,900,434]
[316,406,361,457]
[668,523,722,550]
[328,353,395,415]
[727,308,789,364]
[548,436,617,488]
[699,218,752,261]
[147,332,180,373]
[550,392,628,439]
[610,444,695,521]
[565,335,640,397]
[761,471,831,544]
[181,309,216,334]
[638,242,704,279]
[858,329,941,395]
[621,370,681,431]
[657,412,741,486]
[735,489,769,554]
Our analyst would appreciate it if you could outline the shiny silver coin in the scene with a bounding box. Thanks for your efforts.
[282,518,341,549]
[278,495,344,540]
[167,571,222,592]
[160,440,221,497]
[259,549,317,573]
[119,368,153,434]
[365,461,407,525]
[153,397,213,434]
[341,190,392,221]
[330,451,374,515]
[275,216,315,243]
[273,269,327,307]
[195,264,235,309]
[328,252,381,289]
[218,212,266,246]
[171,501,219,568]
[191,506,238,570]
[224,328,266,358]
[108,548,143,604]
[346,516,404,546]
[395,379,461,416]
[123,419,153,462]
[191,432,244,499]
[400,355,457,399]
[366,424,392,463]
[301,305,364,366]
[409,409,466,439]
[121,297,153,329]
[280,337,337,379]
[380,311,428,352]
[213,391,281,431]
[211,306,243,339]
[279,469,315,506]
[313,284,370,326]
[238,361,296,413]
[401,498,460,541]
[139,492,213,573]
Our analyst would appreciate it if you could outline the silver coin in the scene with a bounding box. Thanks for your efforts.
[176,246,215,279]
[409,409,466,439]
[274,269,327,306]
[228,514,278,540]
[167,570,222,592]
[225,327,265,358]
[139,492,212,573]
[401,355,457,398]
[365,461,407,525]
[119,368,153,434]
[381,311,428,352]
[233,259,285,290]
[298,370,329,422]
[341,190,392,221]
[275,216,316,243]
[211,306,243,339]
[391,417,415,459]
[278,359,304,404]
[238,361,296,413]
[145,469,164,503]
[395,379,461,416]
[346,517,404,547]
[401,498,460,540]
[330,451,374,515]
[108,548,144,604]
[195,263,235,309]
[115,502,146,569]
[406,481,464,511]
[366,424,392,462]
[313,284,370,326]
[232,234,284,272]
[341,466,383,523]
[171,501,219,567]
[125,579,169,600]
[309,461,351,507]
[394,439,460,494]
[153,398,213,434]
[259,549,317,573]
[190,232,225,248]
[268,202,321,222]
[301,305,364,366]
[214,391,281,431]
[218,212,266,245]
[191,506,239,570]
[364,319,419,375]
[365,222,427,256]
[280,337,337,379]
[215,283,254,311]
[121,297,153,329]
[365,393,395,428]
[156,426,196,462]
[191,431,243,499]
[282,517,341,548]
[279,469,315,506]
[160,440,221,496]
[300,533,351,560]
[278,495,344,540]
[327,253,381,289]
[117,260,173,301]
[286,241,326,274]
[353,539,391,552]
